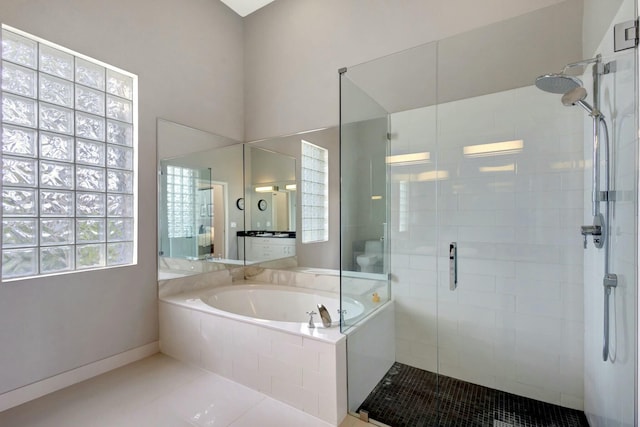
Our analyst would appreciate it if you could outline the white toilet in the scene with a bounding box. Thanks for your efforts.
[356,240,383,273]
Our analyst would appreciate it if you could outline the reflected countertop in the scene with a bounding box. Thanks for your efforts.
[237,230,296,238]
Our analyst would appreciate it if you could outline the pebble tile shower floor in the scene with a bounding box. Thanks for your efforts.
[357,363,589,427]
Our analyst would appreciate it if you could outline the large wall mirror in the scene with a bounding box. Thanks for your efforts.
[157,122,341,279]
[239,146,296,263]
[245,127,339,270]
[157,119,243,279]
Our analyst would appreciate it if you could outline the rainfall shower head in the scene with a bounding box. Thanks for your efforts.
[535,71,600,117]
[561,87,598,116]
[534,73,582,94]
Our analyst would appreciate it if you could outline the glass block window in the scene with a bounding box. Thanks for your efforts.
[300,140,328,243]
[1,26,137,280]
[165,166,197,239]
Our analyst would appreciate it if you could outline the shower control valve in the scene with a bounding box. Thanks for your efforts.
[581,225,601,248]
[581,214,605,249]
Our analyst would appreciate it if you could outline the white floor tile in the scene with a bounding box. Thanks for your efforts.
[229,398,333,427]
[146,375,265,426]
[0,354,333,427]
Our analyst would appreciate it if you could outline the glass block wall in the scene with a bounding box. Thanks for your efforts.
[165,165,197,239]
[0,26,137,279]
[300,139,328,243]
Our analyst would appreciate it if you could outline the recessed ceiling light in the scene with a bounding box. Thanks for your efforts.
[219,0,275,17]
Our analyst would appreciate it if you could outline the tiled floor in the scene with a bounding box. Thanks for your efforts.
[0,353,366,427]
[358,363,590,427]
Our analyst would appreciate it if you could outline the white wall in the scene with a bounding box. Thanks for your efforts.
[243,0,568,141]
[0,0,243,395]
[582,0,637,425]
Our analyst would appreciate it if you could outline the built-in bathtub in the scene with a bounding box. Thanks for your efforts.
[201,284,365,325]
[160,281,389,425]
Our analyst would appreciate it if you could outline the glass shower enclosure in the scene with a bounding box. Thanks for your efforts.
[340,1,637,425]
[159,162,213,260]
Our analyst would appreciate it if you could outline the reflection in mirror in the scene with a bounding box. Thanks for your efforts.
[240,145,297,263]
[159,164,214,260]
[244,127,339,270]
[157,119,243,280]
[339,73,391,334]
[248,146,296,232]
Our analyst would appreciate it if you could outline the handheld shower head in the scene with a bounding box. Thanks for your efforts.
[562,87,598,116]
[534,73,582,94]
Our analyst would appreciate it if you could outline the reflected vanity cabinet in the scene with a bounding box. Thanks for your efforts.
[237,233,296,262]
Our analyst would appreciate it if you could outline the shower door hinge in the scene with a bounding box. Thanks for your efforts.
[614,19,638,52]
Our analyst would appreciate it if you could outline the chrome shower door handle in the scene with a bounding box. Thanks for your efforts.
[449,242,457,291]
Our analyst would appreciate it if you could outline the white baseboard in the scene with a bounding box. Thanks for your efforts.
[0,341,159,413]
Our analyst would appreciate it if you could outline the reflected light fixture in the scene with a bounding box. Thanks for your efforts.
[285,184,297,191]
[463,140,523,157]
[255,185,277,192]
[479,164,516,173]
[416,170,449,181]
[392,170,449,182]
[371,195,383,200]
[386,152,431,165]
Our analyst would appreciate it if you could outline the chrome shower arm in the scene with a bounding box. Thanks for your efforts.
[561,56,601,74]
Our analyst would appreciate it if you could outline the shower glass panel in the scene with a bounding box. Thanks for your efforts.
[340,1,637,425]
[339,71,396,415]
[434,63,587,411]
[339,74,391,331]
[340,41,440,418]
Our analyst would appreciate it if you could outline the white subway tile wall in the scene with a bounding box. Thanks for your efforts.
[390,85,585,409]
[582,2,637,424]
[159,301,347,425]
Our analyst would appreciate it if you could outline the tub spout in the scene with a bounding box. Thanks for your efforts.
[306,311,317,328]
[317,304,332,328]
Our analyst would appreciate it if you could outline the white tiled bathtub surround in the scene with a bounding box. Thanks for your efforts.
[159,286,348,425]
[345,302,395,413]
[390,84,585,409]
